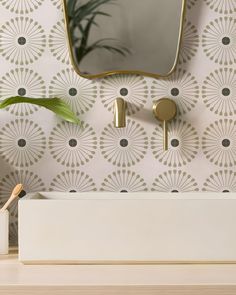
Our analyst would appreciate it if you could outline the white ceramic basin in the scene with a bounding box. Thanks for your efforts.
[19,192,236,264]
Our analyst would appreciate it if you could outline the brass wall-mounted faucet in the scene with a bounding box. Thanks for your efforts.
[114,97,126,128]
[153,98,177,151]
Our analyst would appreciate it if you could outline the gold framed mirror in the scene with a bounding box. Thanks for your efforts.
[63,0,186,79]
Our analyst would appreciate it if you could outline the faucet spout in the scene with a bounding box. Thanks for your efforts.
[114,97,126,128]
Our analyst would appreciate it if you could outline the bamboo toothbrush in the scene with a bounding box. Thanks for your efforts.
[0,184,23,211]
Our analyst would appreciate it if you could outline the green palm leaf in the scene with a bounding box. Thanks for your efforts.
[0,97,80,125]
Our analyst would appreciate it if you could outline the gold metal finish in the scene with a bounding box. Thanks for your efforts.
[163,120,168,151]
[62,0,186,80]
[114,97,126,128]
[153,98,177,151]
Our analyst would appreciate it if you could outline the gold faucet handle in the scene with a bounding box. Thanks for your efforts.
[153,98,177,151]
[114,97,126,128]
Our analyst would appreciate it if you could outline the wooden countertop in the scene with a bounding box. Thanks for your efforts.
[1,249,236,295]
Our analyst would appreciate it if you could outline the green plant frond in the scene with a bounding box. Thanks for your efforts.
[89,11,111,18]
[0,97,80,125]
[72,0,115,24]
[67,0,77,16]
[85,38,131,54]
[68,0,130,65]
[95,45,130,56]
[76,13,97,62]
[90,38,129,46]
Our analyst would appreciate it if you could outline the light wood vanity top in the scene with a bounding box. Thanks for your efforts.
[1,249,236,295]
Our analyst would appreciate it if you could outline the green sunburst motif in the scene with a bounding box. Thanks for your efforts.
[0,17,46,65]
[49,121,97,167]
[50,170,97,192]
[0,170,46,245]
[178,21,199,65]
[49,20,70,65]
[0,119,46,168]
[202,119,236,168]
[0,68,46,116]
[1,0,45,14]
[100,119,148,168]
[204,0,236,14]
[152,170,199,192]
[202,68,236,116]
[100,75,148,115]
[203,170,236,192]
[151,69,199,115]
[202,17,236,66]
[151,119,199,167]
[100,170,147,192]
[49,68,97,115]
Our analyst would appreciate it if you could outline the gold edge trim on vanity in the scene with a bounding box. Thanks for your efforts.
[62,0,187,79]
[21,260,236,265]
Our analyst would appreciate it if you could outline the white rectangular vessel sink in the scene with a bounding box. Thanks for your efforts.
[19,192,236,264]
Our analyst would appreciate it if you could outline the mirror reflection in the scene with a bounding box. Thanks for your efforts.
[64,0,185,78]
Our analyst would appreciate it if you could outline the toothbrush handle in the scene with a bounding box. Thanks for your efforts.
[1,195,14,211]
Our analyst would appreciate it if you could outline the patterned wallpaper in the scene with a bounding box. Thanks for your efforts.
[0,0,235,244]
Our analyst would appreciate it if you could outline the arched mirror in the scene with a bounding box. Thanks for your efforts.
[63,0,186,79]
